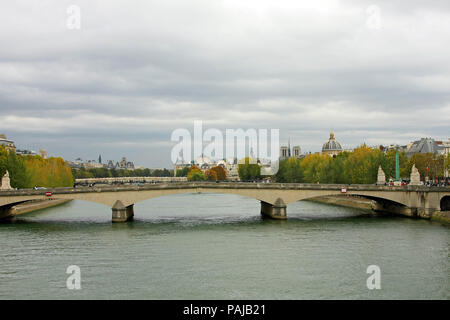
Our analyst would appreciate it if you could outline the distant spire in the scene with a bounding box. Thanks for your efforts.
[99,154,102,164]
[249,137,255,159]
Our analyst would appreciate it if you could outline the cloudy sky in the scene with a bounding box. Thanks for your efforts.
[1,0,449,168]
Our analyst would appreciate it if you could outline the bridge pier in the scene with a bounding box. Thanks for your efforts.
[112,200,134,223]
[260,198,287,220]
[416,207,439,219]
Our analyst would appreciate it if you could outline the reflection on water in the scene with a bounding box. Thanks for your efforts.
[0,193,448,300]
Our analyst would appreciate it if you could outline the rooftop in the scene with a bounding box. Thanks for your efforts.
[406,138,443,155]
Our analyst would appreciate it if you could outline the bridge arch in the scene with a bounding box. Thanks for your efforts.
[440,196,450,211]
[339,194,408,208]
[0,185,418,210]
[298,193,409,208]
[270,189,411,208]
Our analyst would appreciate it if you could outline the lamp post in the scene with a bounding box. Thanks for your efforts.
[395,145,400,182]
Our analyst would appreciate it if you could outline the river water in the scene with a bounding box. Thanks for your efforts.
[0,193,448,300]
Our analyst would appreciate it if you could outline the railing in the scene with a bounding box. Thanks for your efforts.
[1,181,448,197]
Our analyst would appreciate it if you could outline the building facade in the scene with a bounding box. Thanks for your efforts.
[173,155,240,179]
[292,146,301,158]
[70,157,135,170]
[0,134,16,153]
[279,144,302,160]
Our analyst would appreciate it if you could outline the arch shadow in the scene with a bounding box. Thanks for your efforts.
[292,193,408,209]
[440,196,450,211]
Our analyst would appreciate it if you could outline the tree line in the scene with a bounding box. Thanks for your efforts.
[238,145,448,184]
[72,167,173,179]
[186,165,227,181]
[168,145,449,184]
[3,143,445,189]
[0,146,74,188]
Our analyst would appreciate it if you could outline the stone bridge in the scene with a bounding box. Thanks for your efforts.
[0,182,449,222]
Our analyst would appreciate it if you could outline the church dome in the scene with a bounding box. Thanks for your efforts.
[322,132,343,152]
[195,155,212,165]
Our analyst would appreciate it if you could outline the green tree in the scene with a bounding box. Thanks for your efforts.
[385,149,408,180]
[275,158,303,182]
[0,146,30,188]
[152,168,172,177]
[238,157,261,181]
[176,167,189,177]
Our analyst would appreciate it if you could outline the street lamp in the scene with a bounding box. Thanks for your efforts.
[395,145,400,182]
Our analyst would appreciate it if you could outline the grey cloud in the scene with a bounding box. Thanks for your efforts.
[0,0,449,167]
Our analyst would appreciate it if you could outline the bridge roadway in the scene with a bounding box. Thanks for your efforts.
[0,182,449,222]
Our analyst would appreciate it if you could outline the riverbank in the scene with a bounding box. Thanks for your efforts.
[309,195,450,224]
[430,211,450,224]
[10,199,72,216]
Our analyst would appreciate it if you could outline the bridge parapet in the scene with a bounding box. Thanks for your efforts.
[1,182,447,195]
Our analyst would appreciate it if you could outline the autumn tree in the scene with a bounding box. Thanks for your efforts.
[408,153,445,180]
[210,166,227,180]
[345,145,386,184]
[24,156,74,188]
[0,147,73,189]
[187,166,206,181]
[205,169,218,181]
[300,153,330,183]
